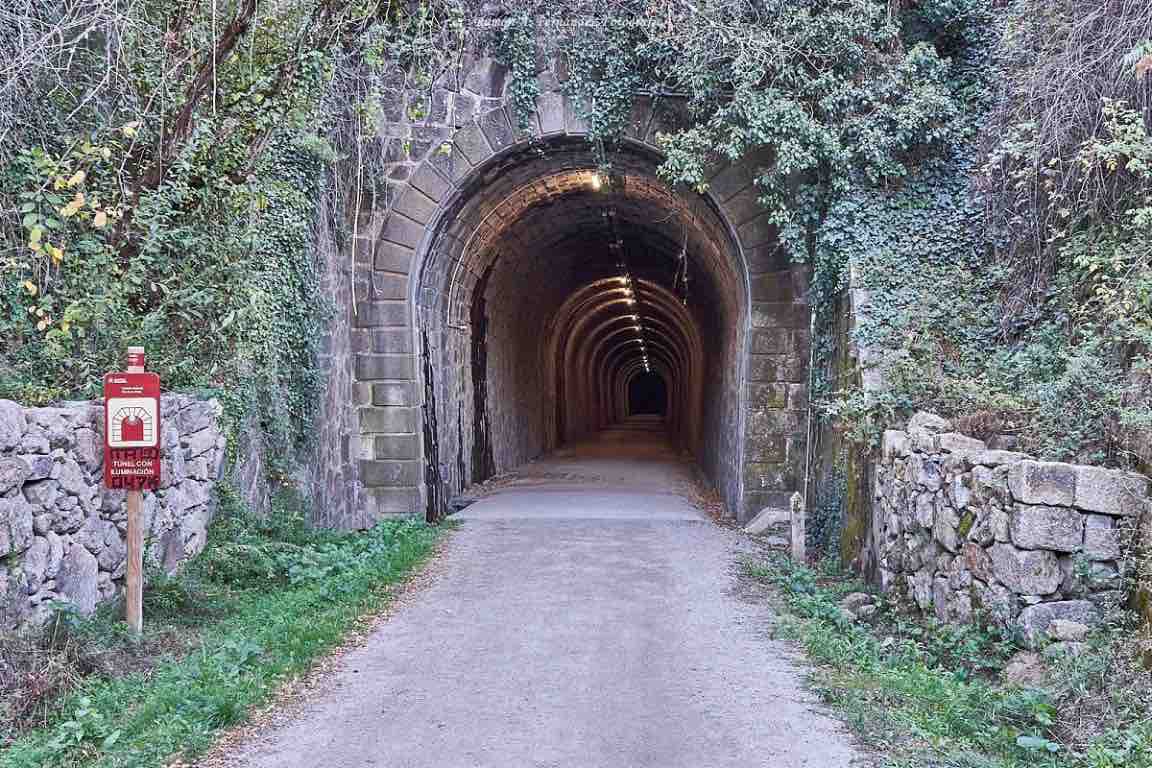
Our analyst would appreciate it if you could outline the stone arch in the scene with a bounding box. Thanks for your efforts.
[349,72,810,524]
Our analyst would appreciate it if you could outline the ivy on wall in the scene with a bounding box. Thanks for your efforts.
[0,0,414,478]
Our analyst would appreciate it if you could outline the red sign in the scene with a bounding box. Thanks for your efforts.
[103,371,161,489]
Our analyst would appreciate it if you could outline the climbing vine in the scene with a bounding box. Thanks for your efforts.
[0,0,428,474]
[496,14,541,132]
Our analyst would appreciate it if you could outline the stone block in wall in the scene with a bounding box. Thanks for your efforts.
[0,496,33,557]
[363,486,422,522]
[745,435,787,463]
[535,92,565,135]
[748,355,806,383]
[972,579,1017,623]
[375,241,415,275]
[479,107,516,151]
[355,354,415,381]
[747,383,789,410]
[870,413,1148,634]
[751,301,808,330]
[971,450,1031,467]
[0,458,30,495]
[907,411,951,437]
[375,434,420,460]
[359,460,421,488]
[1007,460,1077,506]
[359,407,417,434]
[1009,505,1084,553]
[371,382,416,407]
[933,504,961,553]
[1074,465,1149,517]
[935,432,986,453]
[380,213,425,250]
[989,543,1061,595]
[1082,515,1121,560]
[0,401,26,450]
[409,164,451,203]
[354,301,409,329]
[1016,600,1099,646]
[881,430,910,461]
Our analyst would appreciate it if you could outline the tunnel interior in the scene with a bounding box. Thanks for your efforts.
[415,137,749,518]
[627,372,667,416]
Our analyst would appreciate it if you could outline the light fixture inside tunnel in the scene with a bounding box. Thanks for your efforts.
[589,172,602,191]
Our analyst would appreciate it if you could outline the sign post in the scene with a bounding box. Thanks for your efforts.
[104,347,161,635]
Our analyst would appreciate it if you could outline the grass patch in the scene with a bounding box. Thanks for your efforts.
[747,555,1152,768]
[1,504,442,768]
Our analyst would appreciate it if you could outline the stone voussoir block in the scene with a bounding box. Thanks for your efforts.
[380,212,425,250]
[409,164,452,203]
[392,188,439,225]
[375,241,415,275]
[453,122,494,166]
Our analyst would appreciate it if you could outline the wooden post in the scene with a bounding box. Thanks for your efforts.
[125,346,145,636]
[126,489,143,634]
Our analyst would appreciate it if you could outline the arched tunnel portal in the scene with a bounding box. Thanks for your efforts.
[416,138,746,519]
[351,99,812,527]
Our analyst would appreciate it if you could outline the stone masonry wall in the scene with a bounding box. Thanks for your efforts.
[873,412,1150,645]
[0,395,225,630]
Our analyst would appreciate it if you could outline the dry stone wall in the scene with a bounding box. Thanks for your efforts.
[873,412,1150,645]
[0,395,225,630]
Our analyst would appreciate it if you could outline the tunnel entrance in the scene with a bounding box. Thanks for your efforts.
[355,93,812,526]
[411,136,748,521]
[627,372,667,417]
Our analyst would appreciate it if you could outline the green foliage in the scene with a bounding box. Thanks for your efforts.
[808,469,847,560]
[559,7,674,167]
[555,0,974,259]
[817,67,1151,464]
[2,514,440,767]
[747,554,1152,767]
[0,0,408,473]
[496,14,541,132]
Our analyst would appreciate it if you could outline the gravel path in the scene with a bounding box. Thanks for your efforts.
[228,422,865,768]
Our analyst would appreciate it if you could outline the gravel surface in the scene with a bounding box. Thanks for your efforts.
[224,424,866,768]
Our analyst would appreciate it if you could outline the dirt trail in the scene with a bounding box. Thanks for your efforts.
[225,420,865,768]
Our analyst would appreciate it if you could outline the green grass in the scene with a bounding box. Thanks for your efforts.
[747,556,1152,768]
[2,516,441,768]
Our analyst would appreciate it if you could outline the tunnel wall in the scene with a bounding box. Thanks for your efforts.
[341,53,811,524]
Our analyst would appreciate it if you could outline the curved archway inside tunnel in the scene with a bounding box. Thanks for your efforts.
[412,135,753,520]
[627,372,667,416]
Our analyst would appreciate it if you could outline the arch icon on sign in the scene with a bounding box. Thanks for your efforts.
[108,397,159,448]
